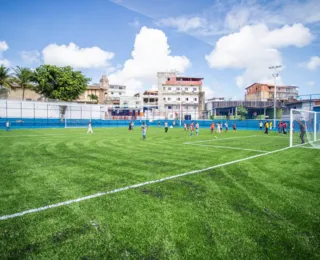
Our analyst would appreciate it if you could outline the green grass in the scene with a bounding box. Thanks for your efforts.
[0,127,319,259]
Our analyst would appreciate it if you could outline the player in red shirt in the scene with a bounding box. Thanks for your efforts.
[210,122,215,134]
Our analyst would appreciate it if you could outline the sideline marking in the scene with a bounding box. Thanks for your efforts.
[186,143,268,153]
[0,142,308,221]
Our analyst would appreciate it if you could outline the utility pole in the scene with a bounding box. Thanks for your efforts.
[269,65,281,129]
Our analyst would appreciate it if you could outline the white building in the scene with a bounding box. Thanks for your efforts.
[120,96,143,108]
[157,72,205,120]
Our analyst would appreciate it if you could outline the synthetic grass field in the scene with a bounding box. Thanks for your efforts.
[0,127,319,259]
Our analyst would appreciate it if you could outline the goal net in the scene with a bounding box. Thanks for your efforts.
[290,109,320,148]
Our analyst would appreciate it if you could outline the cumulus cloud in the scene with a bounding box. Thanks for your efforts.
[205,23,313,88]
[42,42,114,69]
[305,56,320,70]
[20,50,41,64]
[109,26,191,95]
[0,41,9,66]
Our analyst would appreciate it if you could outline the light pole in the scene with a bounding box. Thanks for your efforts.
[269,65,281,129]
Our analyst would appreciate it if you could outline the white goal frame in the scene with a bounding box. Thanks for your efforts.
[290,109,318,147]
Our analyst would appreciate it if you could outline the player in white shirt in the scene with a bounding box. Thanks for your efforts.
[164,122,168,133]
[141,122,147,140]
[5,121,11,132]
[87,121,93,134]
[195,122,199,136]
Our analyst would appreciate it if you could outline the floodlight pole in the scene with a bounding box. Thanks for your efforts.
[269,65,281,129]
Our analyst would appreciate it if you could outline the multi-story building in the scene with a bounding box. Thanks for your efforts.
[134,90,158,107]
[120,96,143,108]
[157,72,205,120]
[108,85,126,105]
[245,83,298,102]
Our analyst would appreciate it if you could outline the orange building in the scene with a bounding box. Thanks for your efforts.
[245,83,298,102]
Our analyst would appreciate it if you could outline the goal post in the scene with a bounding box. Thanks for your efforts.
[290,108,320,148]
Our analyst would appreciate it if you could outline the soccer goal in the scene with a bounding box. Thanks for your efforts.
[290,109,320,148]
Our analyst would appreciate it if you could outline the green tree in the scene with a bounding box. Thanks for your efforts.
[237,105,248,120]
[88,94,98,103]
[0,65,13,96]
[12,66,34,100]
[32,65,90,101]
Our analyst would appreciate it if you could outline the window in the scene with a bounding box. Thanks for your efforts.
[168,97,171,101]
[193,88,197,91]
[185,88,188,91]
[177,98,180,101]
[168,87,171,90]
[185,98,189,101]
[176,87,180,91]
[167,78,170,81]
[163,87,166,90]
[111,92,114,95]
[163,97,166,101]
[119,93,121,95]
[194,98,197,101]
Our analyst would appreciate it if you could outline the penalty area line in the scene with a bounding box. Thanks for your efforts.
[0,142,308,221]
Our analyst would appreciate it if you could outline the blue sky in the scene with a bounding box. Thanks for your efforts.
[0,0,319,99]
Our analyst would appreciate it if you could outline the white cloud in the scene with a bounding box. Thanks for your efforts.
[20,50,40,64]
[307,81,315,87]
[205,23,313,88]
[0,41,9,66]
[42,42,114,69]
[202,86,215,99]
[0,41,9,52]
[129,18,141,28]
[159,16,206,32]
[306,56,320,70]
[156,0,320,37]
[109,26,191,95]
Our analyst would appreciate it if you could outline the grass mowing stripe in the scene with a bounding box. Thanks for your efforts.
[184,135,257,144]
[1,141,309,222]
[185,143,268,153]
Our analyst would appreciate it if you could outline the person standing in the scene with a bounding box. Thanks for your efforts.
[173,121,176,128]
[5,120,10,132]
[270,121,273,131]
[259,121,263,131]
[233,122,237,132]
[132,121,135,131]
[217,122,221,134]
[87,121,93,134]
[210,122,215,134]
[264,121,269,134]
[195,122,199,136]
[184,122,187,131]
[283,122,287,134]
[190,122,194,136]
[298,120,306,144]
[141,122,147,140]
[224,122,228,132]
[164,121,168,133]
[128,121,132,132]
[158,121,161,128]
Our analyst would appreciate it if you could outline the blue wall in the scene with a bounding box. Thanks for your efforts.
[0,117,292,131]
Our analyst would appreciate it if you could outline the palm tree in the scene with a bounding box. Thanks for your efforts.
[12,66,34,100]
[0,65,13,97]
[88,94,98,103]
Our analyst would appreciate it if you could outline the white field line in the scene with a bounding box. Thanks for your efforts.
[184,135,257,144]
[0,141,310,221]
[299,146,318,149]
[186,143,268,153]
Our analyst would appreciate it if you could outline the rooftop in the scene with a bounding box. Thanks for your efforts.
[246,83,298,90]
